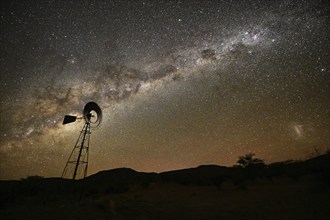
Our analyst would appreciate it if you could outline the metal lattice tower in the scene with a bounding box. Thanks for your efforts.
[61,121,91,180]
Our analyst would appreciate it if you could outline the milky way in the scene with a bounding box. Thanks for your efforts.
[1,0,329,179]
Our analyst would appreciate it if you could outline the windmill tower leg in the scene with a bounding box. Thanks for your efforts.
[62,122,91,180]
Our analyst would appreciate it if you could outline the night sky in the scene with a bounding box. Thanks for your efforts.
[0,0,329,180]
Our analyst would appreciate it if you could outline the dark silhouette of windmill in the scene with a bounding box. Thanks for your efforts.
[61,102,102,180]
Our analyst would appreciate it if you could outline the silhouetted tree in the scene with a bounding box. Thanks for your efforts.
[237,153,265,168]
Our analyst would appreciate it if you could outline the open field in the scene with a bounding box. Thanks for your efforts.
[1,178,329,220]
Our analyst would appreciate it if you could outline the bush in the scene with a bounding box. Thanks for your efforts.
[237,153,265,168]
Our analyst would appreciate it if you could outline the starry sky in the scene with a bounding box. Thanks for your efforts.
[0,0,329,180]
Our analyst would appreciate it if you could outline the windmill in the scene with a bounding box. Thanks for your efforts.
[61,102,102,180]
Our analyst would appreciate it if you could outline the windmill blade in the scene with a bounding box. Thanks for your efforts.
[63,115,77,125]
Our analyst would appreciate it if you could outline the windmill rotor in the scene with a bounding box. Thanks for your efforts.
[83,101,102,127]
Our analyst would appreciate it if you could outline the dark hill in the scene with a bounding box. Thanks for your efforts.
[81,168,157,193]
[159,165,229,186]
[1,153,329,194]
[85,167,156,183]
